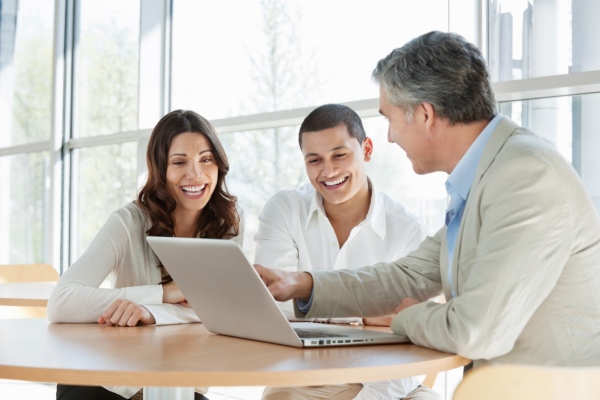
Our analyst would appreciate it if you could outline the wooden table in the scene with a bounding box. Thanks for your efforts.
[0,319,470,400]
[0,282,55,307]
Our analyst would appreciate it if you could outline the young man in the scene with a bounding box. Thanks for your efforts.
[254,104,438,400]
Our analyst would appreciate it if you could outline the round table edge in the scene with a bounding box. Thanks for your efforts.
[0,355,471,387]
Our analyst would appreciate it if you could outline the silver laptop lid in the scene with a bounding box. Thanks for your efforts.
[146,237,303,347]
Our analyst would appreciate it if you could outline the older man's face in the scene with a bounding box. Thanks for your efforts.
[379,86,436,175]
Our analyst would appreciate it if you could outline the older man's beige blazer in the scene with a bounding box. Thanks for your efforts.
[296,117,600,367]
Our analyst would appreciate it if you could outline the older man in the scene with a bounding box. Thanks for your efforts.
[255,31,600,369]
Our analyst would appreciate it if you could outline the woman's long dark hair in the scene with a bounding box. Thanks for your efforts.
[136,110,240,284]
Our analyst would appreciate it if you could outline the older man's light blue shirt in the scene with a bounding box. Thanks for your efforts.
[445,114,504,298]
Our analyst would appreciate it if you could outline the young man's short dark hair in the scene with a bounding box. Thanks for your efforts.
[298,104,366,148]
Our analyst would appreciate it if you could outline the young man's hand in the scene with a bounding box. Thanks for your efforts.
[254,264,313,302]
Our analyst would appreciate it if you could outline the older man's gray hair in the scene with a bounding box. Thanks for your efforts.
[372,31,497,125]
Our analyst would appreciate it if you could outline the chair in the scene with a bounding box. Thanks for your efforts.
[0,263,59,283]
[422,373,438,388]
[453,364,600,400]
[420,295,449,389]
[0,264,59,319]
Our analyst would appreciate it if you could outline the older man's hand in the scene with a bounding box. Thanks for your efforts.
[362,298,421,327]
[395,298,421,314]
[254,264,314,302]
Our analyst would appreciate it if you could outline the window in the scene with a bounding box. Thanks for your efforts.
[73,0,140,138]
[70,142,137,259]
[0,2,597,273]
[68,0,142,262]
[489,0,600,82]
[171,0,450,120]
[0,0,54,265]
[0,151,50,264]
[0,0,54,148]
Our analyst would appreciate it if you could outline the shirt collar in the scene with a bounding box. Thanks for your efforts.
[306,178,387,240]
[446,114,505,204]
[307,189,327,229]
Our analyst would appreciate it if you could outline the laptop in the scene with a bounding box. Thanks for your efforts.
[146,237,409,348]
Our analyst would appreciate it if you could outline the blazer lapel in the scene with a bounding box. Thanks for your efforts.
[451,117,520,296]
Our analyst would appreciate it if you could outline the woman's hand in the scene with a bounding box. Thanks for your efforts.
[162,282,191,307]
[98,299,156,326]
[362,316,394,327]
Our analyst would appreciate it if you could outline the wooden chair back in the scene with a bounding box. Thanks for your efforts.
[0,264,59,283]
[453,364,600,400]
[0,264,59,319]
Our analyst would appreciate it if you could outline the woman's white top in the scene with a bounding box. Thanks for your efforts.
[47,202,244,398]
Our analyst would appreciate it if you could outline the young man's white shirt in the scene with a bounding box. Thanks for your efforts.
[255,179,429,400]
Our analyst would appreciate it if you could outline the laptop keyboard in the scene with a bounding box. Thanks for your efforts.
[294,328,349,338]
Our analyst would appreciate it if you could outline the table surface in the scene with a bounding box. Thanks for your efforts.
[0,319,470,387]
[0,282,55,307]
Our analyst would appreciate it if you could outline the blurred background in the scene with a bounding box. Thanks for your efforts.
[1,0,599,398]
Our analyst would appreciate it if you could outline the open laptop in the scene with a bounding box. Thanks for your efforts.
[146,237,409,348]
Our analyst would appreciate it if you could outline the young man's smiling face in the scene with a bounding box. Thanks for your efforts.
[301,124,372,206]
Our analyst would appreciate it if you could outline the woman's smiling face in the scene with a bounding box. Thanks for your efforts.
[166,132,219,213]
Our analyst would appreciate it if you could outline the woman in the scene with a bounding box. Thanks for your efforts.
[48,110,243,400]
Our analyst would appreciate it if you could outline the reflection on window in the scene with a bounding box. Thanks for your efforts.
[364,117,447,233]
[0,0,54,148]
[71,142,137,260]
[74,0,140,138]
[171,0,448,120]
[499,92,600,214]
[489,0,600,82]
[0,152,50,264]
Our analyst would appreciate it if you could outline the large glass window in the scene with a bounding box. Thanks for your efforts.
[171,0,449,120]
[70,142,138,259]
[73,0,140,138]
[0,0,54,148]
[0,152,50,264]
[489,0,600,82]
